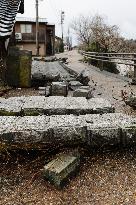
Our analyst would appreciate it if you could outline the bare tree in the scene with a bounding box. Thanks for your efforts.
[71,14,127,52]
[91,15,123,52]
[71,15,93,49]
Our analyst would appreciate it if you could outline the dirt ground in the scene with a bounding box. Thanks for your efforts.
[1,51,136,205]
[0,147,136,205]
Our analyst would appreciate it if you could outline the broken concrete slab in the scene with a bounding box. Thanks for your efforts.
[10,116,49,144]
[0,116,20,146]
[45,72,61,82]
[44,97,90,115]
[76,69,90,86]
[0,113,136,150]
[39,87,46,96]
[87,123,121,148]
[120,117,136,146]
[0,97,25,116]
[45,86,51,97]
[66,97,90,115]
[51,82,68,97]
[49,114,87,145]
[87,98,115,114]
[32,61,72,86]
[43,153,80,188]
[73,88,93,99]
[125,95,136,108]
[85,113,133,148]
[0,96,115,116]
[69,81,83,91]
[22,96,45,116]
[0,115,86,149]
[32,73,44,81]
[80,86,91,90]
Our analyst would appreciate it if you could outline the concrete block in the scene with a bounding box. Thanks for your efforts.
[87,98,115,114]
[87,124,121,148]
[51,82,68,97]
[69,81,83,91]
[45,86,51,97]
[73,88,93,99]
[120,119,136,146]
[39,87,46,96]
[43,153,80,188]
[7,47,32,88]
[32,61,71,85]
[0,116,19,145]
[44,97,68,115]
[44,97,91,115]
[76,69,90,85]
[0,113,136,151]
[80,86,91,90]
[0,96,115,116]
[22,96,45,116]
[0,97,25,116]
[49,115,87,145]
[11,116,49,144]
[66,97,91,115]
[125,95,136,108]
[45,73,61,82]
[85,113,133,148]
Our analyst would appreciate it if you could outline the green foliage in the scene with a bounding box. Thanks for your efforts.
[89,58,119,74]
[85,42,119,74]
[102,61,119,74]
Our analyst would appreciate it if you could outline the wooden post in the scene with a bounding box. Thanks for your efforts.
[36,0,39,56]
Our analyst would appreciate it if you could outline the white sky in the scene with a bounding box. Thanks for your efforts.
[17,0,136,44]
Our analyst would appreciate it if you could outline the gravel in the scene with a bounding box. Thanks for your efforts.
[0,148,136,205]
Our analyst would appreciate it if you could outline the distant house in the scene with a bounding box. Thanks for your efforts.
[55,36,63,53]
[14,17,55,56]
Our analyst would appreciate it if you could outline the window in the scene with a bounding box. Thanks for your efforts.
[20,24,32,33]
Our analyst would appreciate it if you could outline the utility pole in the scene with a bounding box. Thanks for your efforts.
[68,27,70,50]
[36,0,39,56]
[61,11,65,43]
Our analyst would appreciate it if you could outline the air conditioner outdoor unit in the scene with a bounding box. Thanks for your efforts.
[15,33,22,40]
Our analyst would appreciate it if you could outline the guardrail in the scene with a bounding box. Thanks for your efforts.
[81,51,136,83]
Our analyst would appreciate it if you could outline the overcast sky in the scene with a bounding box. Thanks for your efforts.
[17,0,136,44]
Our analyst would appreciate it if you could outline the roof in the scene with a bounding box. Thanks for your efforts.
[16,17,48,23]
[16,17,55,26]
[0,0,22,38]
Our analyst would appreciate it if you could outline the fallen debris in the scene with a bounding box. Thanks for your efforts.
[125,94,136,108]
[38,87,46,96]
[0,113,136,151]
[32,61,72,86]
[0,96,115,116]
[51,82,68,97]
[43,152,80,188]
[76,69,90,85]
[69,81,83,91]
[45,86,51,97]
[73,88,93,99]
